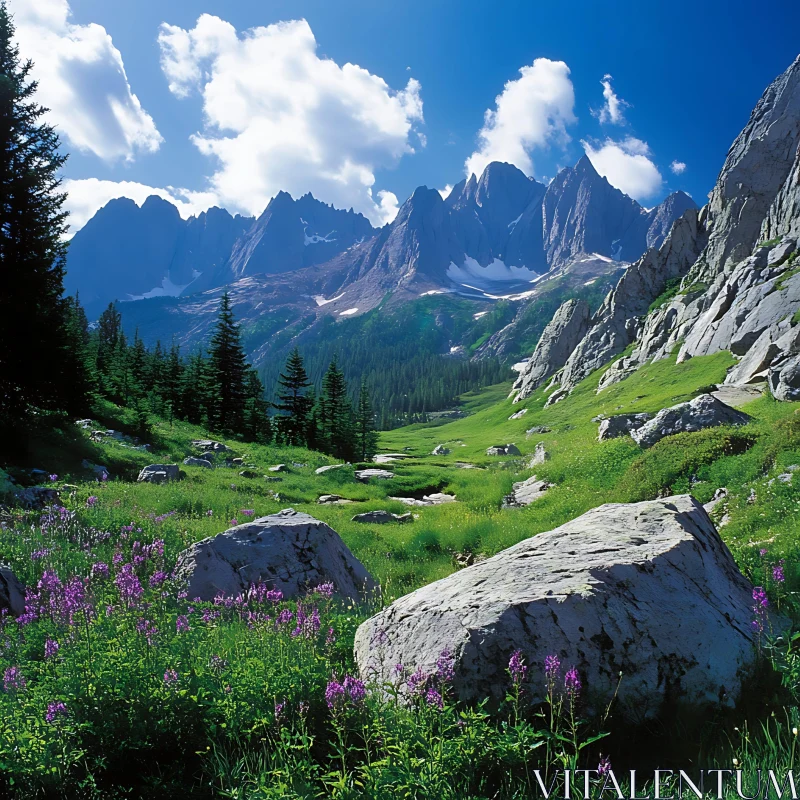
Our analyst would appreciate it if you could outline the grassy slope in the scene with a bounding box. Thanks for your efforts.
[10,348,800,605]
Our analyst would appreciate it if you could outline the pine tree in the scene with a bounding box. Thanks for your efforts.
[179,351,209,425]
[208,292,247,434]
[243,368,271,443]
[0,3,89,425]
[355,379,378,461]
[274,348,312,446]
[319,356,355,460]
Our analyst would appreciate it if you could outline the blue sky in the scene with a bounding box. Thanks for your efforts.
[11,0,800,231]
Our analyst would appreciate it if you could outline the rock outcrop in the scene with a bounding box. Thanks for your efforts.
[630,394,751,448]
[355,469,394,481]
[0,565,25,616]
[512,299,591,401]
[597,413,652,441]
[354,496,771,721]
[137,464,182,484]
[503,475,552,507]
[432,445,451,456]
[486,444,521,456]
[174,508,376,601]
[184,457,213,469]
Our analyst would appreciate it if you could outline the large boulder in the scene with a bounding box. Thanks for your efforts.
[137,464,182,484]
[355,496,772,722]
[432,445,451,456]
[630,394,751,448]
[0,565,25,616]
[769,353,800,401]
[192,440,230,452]
[503,475,552,507]
[174,508,376,601]
[486,444,521,456]
[315,464,345,475]
[355,469,394,481]
[15,486,60,508]
[597,413,652,441]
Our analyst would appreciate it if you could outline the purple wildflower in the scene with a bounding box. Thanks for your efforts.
[44,638,59,659]
[343,675,367,706]
[760,548,768,558]
[326,626,337,647]
[45,701,68,723]
[598,755,612,777]
[407,667,428,696]
[91,562,109,580]
[425,687,444,709]
[176,615,190,634]
[230,519,238,526]
[276,609,294,628]
[202,608,220,623]
[31,548,51,561]
[49,474,58,482]
[3,666,26,692]
[393,663,405,677]
[115,563,143,606]
[773,562,786,584]
[86,496,98,508]
[436,648,455,684]
[163,669,179,686]
[508,650,527,685]
[240,509,255,517]
[274,700,286,723]
[564,667,582,698]
[149,570,168,588]
[325,678,346,711]
[209,655,228,673]
[313,582,335,598]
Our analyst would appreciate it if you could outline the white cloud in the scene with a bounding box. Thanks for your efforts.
[465,58,576,179]
[9,0,162,162]
[62,178,217,234]
[670,160,687,175]
[438,184,454,199]
[593,74,629,125]
[157,15,423,226]
[582,136,663,201]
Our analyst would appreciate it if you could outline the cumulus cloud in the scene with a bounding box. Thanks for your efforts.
[9,0,162,161]
[593,74,629,125]
[465,58,576,179]
[62,178,217,234]
[582,136,663,201]
[438,184,454,200]
[670,160,687,175]
[157,15,423,225]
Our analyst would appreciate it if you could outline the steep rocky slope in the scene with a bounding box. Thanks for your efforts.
[515,55,800,406]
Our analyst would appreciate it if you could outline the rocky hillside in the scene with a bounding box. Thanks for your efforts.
[512,55,800,406]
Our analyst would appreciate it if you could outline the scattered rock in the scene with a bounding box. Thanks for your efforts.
[355,496,778,721]
[292,462,307,468]
[526,425,552,437]
[184,457,213,469]
[174,508,377,602]
[503,476,552,507]
[528,443,549,467]
[373,454,410,464]
[631,395,751,448]
[81,460,110,481]
[355,469,394,481]
[317,495,353,505]
[351,510,412,524]
[544,387,569,407]
[268,464,287,473]
[767,237,798,267]
[192,440,230,452]
[508,409,528,420]
[137,464,182,484]
[432,445,451,456]
[315,464,346,475]
[15,486,60,508]
[747,488,757,505]
[264,476,283,483]
[703,488,728,514]
[486,444,521,456]
[232,458,244,466]
[455,463,481,470]
[390,493,456,507]
[239,470,259,479]
[0,565,24,616]
[199,452,217,462]
[597,413,652,441]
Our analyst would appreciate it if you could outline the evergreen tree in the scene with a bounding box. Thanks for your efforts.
[274,348,312,446]
[319,356,355,460]
[208,292,247,434]
[0,3,89,425]
[355,379,378,461]
[179,351,209,425]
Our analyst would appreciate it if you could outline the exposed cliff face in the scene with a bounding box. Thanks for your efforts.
[533,55,800,404]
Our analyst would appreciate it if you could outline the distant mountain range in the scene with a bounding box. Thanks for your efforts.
[65,158,696,368]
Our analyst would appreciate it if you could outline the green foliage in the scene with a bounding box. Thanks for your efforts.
[647,275,682,312]
[273,348,313,447]
[208,292,249,435]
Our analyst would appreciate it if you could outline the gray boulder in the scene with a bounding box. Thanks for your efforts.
[184,457,213,469]
[355,496,774,721]
[317,495,352,505]
[137,464,182,484]
[192,440,230,452]
[526,425,552,437]
[199,452,217,462]
[355,469,394,481]
[767,237,798,267]
[174,508,376,601]
[769,353,800,401]
[598,413,652,441]
[486,444,521,456]
[503,475,552,507]
[432,445,451,456]
[512,299,591,402]
[351,510,412,524]
[0,565,24,616]
[15,486,60,508]
[391,493,456,507]
[631,394,751,448]
[315,464,345,475]
[508,409,528,420]
[528,443,549,466]
[82,460,110,480]
[268,464,286,473]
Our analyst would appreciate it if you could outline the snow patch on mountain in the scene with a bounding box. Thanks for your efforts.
[312,293,345,306]
[339,307,359,316]
[446,256,540,288]
[127,274,191,301]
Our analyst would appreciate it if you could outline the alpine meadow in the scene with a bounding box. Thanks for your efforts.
[4,1,800,797]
